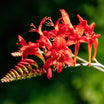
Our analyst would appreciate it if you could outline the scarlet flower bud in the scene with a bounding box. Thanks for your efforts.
[47,68,52,79]
[31,69,35,73]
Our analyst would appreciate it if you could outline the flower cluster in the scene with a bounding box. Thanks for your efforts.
[1,9,101,83]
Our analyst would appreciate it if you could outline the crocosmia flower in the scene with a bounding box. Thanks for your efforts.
[85,22,101,65]
[44,36,74,78]
[60,9,88,64]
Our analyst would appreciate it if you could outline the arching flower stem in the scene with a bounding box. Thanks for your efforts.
[72,54,104,72]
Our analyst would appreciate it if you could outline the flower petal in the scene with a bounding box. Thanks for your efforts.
[66,40,75,46]
[79,36,88,43]
[92,38,98,60]
[53,36,66,50]
[37,35,52,50]
[63,48,72,57]
[20,43,45,63]
[77,14,84,22]
[57,62,63,73]
[44,57,56,68]
[45,51,51,58]
[89,22,95,32]
[54,17,62,31]
[38,16,47,35]
[76,20,87,36]
[63,57,74,66]
[60,9,73,29]
[17,35,27,46]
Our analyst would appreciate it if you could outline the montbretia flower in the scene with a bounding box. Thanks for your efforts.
[11,35,27,57]
[45,16,74,40]
[85,22,101,65]
[20,41,45,63]
[29,17,52,50]
[60,9,87,64]
[44,36,74,78]
[17,35,45,63]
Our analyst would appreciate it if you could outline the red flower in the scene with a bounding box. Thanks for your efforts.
[60,9,87,64]
[44,16,73,40]
[15,35,45,63]
[29,17,52,50]
[11,35,28,57]
[20,41,45,63]
[36,35,52,50]
[44,36,74,78]
[85,22,101,65]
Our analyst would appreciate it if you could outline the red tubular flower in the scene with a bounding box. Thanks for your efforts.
[29,17,52,50]
[44,16,73,40]
[60,9,87,64]
[20,41,45,63]
[44,36,74,78]
[15,35,45,63]
[85,23,101,65]
[73,17,88,64]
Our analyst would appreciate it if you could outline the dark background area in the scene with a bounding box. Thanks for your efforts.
[0,0,104,104]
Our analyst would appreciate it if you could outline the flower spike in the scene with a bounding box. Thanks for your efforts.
[1,9,102,83]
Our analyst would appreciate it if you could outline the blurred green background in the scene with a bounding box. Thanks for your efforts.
[0,0,104,104]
